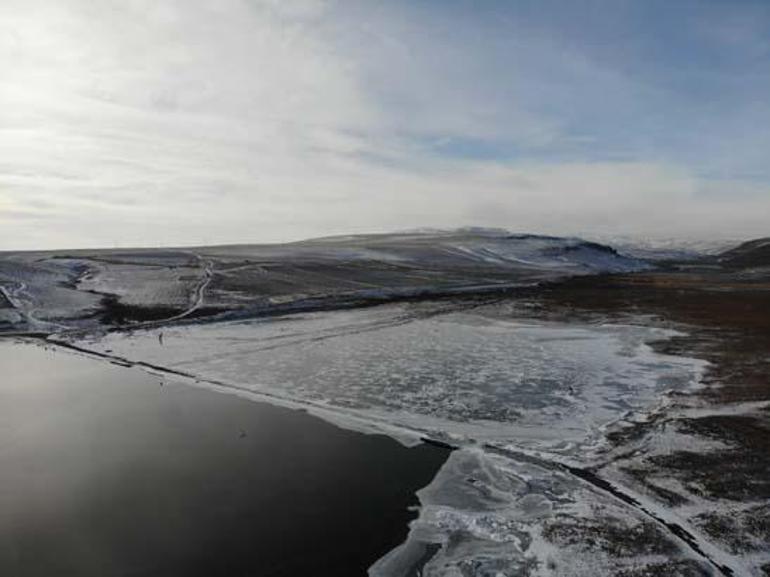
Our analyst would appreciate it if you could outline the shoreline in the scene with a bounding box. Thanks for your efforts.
[0,340,449,577]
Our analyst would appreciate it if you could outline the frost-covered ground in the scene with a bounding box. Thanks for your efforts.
[77,260,205,308]
[0,258,102,329]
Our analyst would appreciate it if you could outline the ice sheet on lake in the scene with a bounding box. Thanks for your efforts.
[68,302,717,576]
[78,302,706,453]
[369,448,706,577]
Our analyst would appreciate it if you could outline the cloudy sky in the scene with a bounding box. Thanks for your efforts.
[1,0,769,249]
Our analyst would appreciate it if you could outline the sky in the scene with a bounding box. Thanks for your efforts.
[1,0,769,249]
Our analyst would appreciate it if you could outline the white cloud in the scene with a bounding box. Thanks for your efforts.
[1,0,768,249]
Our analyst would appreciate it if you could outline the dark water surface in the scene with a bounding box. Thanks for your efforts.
[0,341,447,577]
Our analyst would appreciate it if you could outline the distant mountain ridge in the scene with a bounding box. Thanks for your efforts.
[3,229,768,333]
[717,237,770,268]
[204,229,647,274]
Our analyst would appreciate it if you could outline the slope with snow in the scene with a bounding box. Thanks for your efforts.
[0,230,650,333]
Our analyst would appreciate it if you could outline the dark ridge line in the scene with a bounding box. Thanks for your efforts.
[0,331,50,339]
[419,437,458,451]
[483,444,736,577]
[562,466,722,570]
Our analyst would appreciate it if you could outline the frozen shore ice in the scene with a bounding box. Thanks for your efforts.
[73,301,707,454]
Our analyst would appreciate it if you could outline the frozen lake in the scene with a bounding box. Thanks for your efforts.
[78,301,707,453]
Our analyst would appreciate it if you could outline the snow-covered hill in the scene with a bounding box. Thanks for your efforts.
[1,229,651,332]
